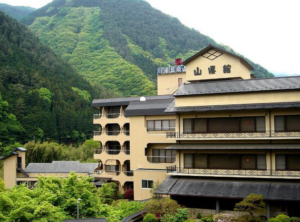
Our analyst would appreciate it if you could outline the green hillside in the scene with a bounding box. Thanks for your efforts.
[0,3,35,20]
[22,0,273,97]
[0,11,112,147]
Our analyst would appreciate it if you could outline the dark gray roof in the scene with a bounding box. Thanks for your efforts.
[166,144,300,150]
[165,102,300,113]
[125,98,174,117]
[182,45,253,70]
[25,161,98,175]
[174,76,300,97]
[156,177,300,201]
[64,219,106,222]
[121,210,147,222]
[92,95,173,107]
[0,147,27,160]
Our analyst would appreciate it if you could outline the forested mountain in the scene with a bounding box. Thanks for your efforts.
[22,0,274,97]
[0,11,112,147]
[0,3,35,20]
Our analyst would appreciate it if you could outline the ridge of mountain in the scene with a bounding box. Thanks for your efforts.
[0,3,35,20]
[0,10,113,146]
[21,0,274,97]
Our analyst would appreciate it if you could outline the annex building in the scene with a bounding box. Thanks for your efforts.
[92,45,300,218]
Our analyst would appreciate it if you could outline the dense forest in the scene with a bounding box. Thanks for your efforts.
[22,0,273,97]
[0,11,113,148]
[0,3,35,21]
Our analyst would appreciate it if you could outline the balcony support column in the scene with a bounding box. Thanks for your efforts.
[216,199,220,214]
[266,201,271,220]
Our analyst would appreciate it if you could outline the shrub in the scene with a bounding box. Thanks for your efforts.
[123,189,134,200]
[143,213,158,222]
[161,208,189,222]
[200,216,213,222]
[184,220,196,222]
[143,197,180,215]
[291,217,300,222]
[197,213,202,219]
[273,214,291,222]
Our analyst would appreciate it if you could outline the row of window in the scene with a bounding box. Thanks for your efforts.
[184,154,266,170]
[145,115,300,133]
[151,149,176,163]
[147,120,176,131]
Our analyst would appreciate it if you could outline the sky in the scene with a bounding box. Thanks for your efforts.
[1,0,300,75]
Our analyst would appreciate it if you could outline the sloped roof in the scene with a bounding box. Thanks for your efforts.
[25,161,98,175]
[156,177,300,201]
[0,147,27,160]
[174,76,300,97]
[92,95,173,107]
[182,44,253,70]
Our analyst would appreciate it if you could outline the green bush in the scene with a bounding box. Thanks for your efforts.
[143,213,158,222]
[291,217,300,222]
[197,213,202,219]
[184,220,196,222]
[274,214,291,222]
[200,216,213,222]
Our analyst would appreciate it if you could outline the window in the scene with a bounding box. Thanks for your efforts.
[275,115,300,132]
[152,149,176,163]
[105,165,119,172]
[184,153,266,170]
[147,120,175,131]
[183,117,265,134]
[142,180,153,189]
[178,78,183,87]
[276,154,300,170]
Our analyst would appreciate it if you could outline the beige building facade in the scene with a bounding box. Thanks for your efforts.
[91,45,300,218]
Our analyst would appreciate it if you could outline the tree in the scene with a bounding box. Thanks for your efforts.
[143,197,180,215]
[143,213,158,222]
[98,182,119,205]
[234,194,267,222]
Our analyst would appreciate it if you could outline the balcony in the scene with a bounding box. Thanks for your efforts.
[106,142,121,155]
[147,156,176,163]
[94,131,102,136]
[106,124,120,136]
[94,149,102,154]
[166,166,300,179]
[123,141,130,155]
[157,65,186,75]
[166,131,300,140]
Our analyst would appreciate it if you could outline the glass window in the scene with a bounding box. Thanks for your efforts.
[147,121,154,131]
[286,116,300,131]
[256,117,266,132]
[194,119,207,133]
[276,154,286,170]
[240,117,256,132]
[184,154,193,168]
[183,119,192,134]
[162,120,170,131]
[155,121,161,131]
[142,180,153,189]
[170,120,176,130]
[275,116,285,132]
[257,154,267,170]
[286,155,300,170]
[194,154,207,168]
[208,118,239,133]
[241,155,256,169]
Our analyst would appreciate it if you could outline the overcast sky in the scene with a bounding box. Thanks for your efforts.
[1,0,300,74]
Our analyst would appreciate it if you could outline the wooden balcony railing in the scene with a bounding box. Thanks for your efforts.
[166,131,300,139]
[166,166,300,178]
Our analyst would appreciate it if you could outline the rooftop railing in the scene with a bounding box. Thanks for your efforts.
[166,131,300,139]
[166,166,300,178]
[157,66,186,75]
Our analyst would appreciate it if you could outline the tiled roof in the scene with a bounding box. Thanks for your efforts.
[25,161,98,175]
[174,76,300,97]
[166,144,300,150]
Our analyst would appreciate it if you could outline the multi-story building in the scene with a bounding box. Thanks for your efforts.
[92,45,300,218]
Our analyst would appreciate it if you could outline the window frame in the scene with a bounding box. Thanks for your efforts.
[152,149,176,163]
[274,115,300,132]
[141,180,154,189]
[147,120,176,131]
[183,116,266,134]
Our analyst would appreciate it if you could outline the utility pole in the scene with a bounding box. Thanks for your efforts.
[77,198,82,219]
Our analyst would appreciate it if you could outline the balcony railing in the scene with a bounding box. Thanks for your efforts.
[106,149,121,155]
[106,131,120,136]
[166,166,300,178]
[166,131,300,139]
[157,65,186,75]
[147,156,176,163]
[94,114,102,119]
[94,131,102,136]
[94,149,102,154]
[106,113,120,119]
[123,171,134,177]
